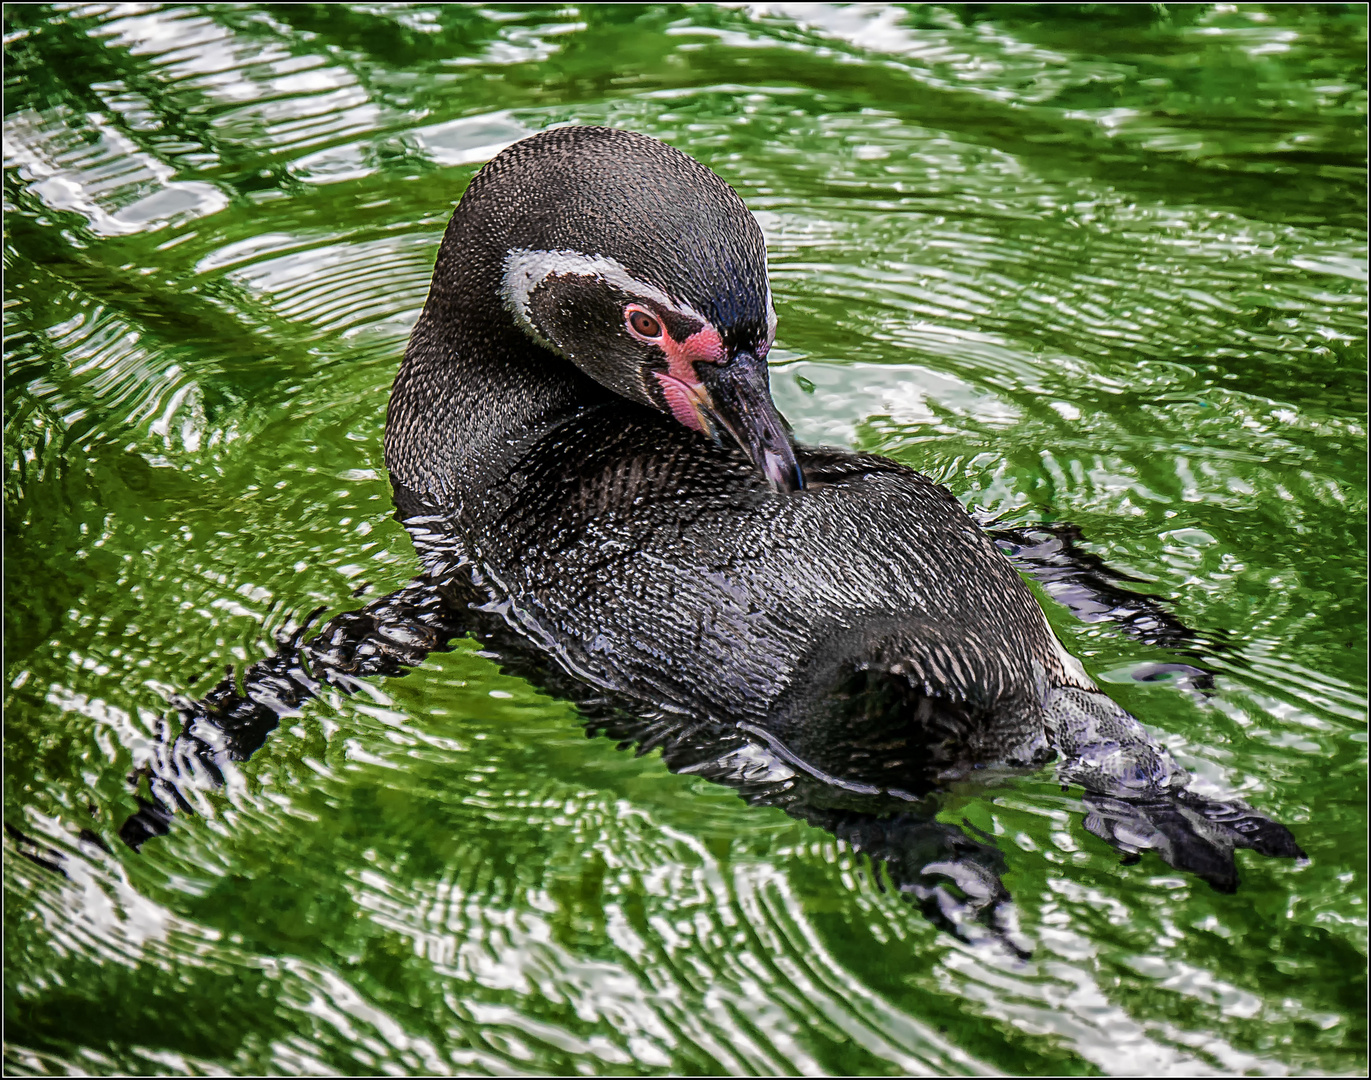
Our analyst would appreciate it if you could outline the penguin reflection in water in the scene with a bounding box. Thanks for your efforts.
[117,127,1302,951]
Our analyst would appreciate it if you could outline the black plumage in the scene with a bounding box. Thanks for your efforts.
[113,127,1301,949]
[386,126,1120,789]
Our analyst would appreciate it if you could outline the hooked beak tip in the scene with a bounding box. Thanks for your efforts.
[761,448,805,494]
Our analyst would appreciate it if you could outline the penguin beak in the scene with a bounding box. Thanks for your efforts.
[694,350,805,493]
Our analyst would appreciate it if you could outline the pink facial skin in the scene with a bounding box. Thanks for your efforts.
[653,372,706,432]
[625,304,725,434]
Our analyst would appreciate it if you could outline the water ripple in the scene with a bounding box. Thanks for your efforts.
[4,3,1364,1076]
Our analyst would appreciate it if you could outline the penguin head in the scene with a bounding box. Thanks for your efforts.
[437,126,803,492]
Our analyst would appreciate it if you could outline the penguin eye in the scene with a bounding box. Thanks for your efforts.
[626,307,663,341]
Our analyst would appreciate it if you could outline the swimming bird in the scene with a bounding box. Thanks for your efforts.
[385,124,1193,798]
[114,127,1301,949]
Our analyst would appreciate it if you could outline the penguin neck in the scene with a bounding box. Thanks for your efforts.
[385,295,616,511]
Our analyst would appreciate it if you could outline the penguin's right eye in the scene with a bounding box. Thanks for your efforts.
[626,307,663,341]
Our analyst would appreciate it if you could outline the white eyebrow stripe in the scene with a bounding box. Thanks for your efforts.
[501,247,708,342]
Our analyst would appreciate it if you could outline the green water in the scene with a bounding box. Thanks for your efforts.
[3,3,1366,1074]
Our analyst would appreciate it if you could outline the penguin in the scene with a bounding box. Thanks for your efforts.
[385,125,1189,797]
[114,126,1302,950]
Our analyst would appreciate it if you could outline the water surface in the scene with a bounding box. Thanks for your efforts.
[4,3,1366,1075]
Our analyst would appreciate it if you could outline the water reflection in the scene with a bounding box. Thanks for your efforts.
[5,2,1364,1075]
